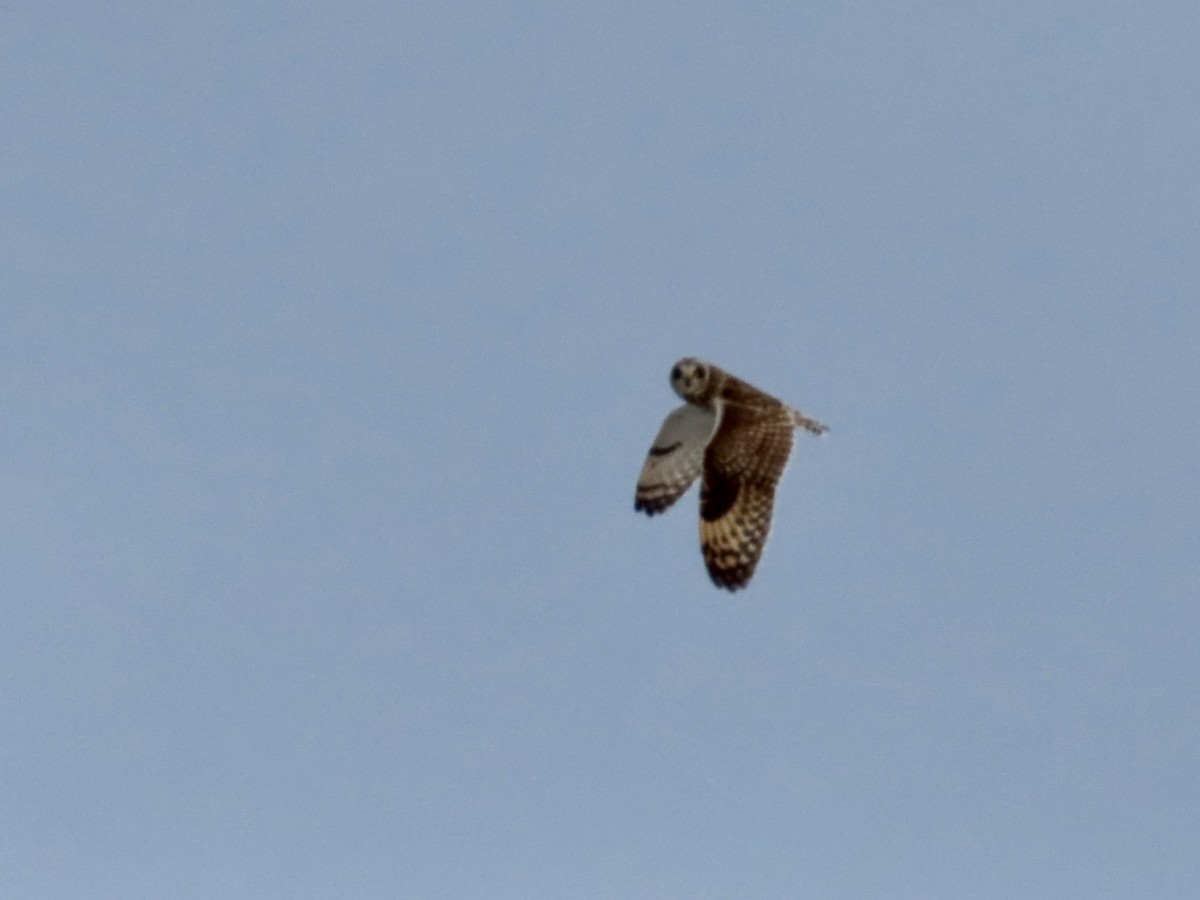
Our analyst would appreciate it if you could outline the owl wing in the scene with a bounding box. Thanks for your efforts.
[698,404,796,590]
[635,403,718,515]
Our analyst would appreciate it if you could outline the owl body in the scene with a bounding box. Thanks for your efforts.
[635,358,826,591]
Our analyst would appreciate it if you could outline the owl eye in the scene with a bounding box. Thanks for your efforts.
[671,365,682,381]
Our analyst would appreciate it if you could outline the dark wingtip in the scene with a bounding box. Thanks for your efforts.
[709,574,750,592]
[703,552,756,591]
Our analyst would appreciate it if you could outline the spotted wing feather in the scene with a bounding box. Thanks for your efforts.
[635,403,718,515]
[698,404,795,590]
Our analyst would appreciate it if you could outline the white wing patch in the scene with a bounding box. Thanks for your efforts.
[634,403,718,516]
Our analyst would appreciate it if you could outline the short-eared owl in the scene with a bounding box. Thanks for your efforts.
[635,358,827,591]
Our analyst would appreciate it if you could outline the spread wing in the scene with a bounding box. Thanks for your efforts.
[698,404,795,590]
[635,403,718,515]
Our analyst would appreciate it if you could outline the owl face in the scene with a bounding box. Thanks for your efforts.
[670,358,711,402]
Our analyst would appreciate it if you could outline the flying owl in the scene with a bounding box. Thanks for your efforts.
[635,358,827,591]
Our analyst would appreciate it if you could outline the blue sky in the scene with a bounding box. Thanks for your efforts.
[3,3,1198,897]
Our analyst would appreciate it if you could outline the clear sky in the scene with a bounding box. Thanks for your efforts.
[3,3,1198,898]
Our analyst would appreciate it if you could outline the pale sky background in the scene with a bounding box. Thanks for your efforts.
[3,3,1199,898]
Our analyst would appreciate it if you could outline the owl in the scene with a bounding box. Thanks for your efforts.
[635,358,827,591]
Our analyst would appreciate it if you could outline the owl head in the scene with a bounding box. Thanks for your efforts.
[670,357,712,402]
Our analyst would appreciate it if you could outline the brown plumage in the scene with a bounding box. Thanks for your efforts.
[635,358,827,591]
